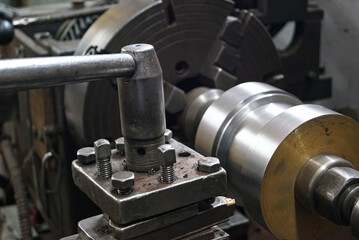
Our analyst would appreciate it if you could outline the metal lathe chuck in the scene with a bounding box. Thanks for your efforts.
[64,0,281,146]
[181,82,359,239]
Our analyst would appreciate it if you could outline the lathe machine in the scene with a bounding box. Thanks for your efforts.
[0,0,357,239]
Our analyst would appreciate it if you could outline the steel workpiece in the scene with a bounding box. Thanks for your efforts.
[117,44,166,172]
[179,87,224,146]
[0,53,135,91]
[194,82,302,227]
[187,82,359,239]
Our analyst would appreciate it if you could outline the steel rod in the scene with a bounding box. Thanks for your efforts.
[12,5,114,27]
[0,53,135,91]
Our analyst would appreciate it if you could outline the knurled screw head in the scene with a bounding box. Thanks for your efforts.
[164,129,173,143]
[94,139,111,159]
[77,147,96,164]
[157,144,176,167]
[198,157,221,173]
[115,137,125,154]
[112,171,135,195]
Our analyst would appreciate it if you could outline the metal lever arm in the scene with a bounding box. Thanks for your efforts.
[0,52,135,91]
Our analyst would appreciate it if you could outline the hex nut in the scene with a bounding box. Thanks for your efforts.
[112,171,135,191]
[315,167,359,224]
[198,157,221,173]
[164,129,173,143]
[115,137,125,153]
[157,144,176,166]
[94,139,111,159]
[77,147,96,164]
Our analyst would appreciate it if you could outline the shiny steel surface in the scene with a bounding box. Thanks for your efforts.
[195,82,301,160]
[195,82,301,226]
[314,166,359,224]
[192,82,359,239]
[179,87,223,145]
[295,154,353,215]
[0,53,135,92]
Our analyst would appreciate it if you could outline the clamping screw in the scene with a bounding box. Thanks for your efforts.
[112,171,135,195]
[94,139,112,179]
[157,144,176,183]
[115,137,125,155]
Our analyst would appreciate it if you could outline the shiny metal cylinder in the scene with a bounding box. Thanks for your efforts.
[0,53,135,92]
[195,82,302,225]
[179,87,223,145]
[118,44,165,172]
[190,82,359,239]
[296,154,359,236]
[295,154,354,216]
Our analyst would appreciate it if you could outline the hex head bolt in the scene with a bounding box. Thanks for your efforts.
[94,139,112,179]
[112,171,135,195]
[198,157,221,173]
[157,144,176,183]
[77,147,96,164]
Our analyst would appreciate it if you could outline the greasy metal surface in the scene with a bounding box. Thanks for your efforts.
[65,0,281,146]
[67,196,233,240]
[109,203,198,239]
[77,215,115,240]
[72,139,227,224]
[129,196,234,240]
[118,44,165,172]
[0,53,135,91]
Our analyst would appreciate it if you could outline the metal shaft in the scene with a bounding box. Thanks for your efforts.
[12,5,114,27]
[185,82,359,239]
[295,154,359,238]
[118,44,165,172]
[0,53,135,92]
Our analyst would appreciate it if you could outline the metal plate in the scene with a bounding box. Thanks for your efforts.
[72,139,227,224]
[68,196,234,240]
